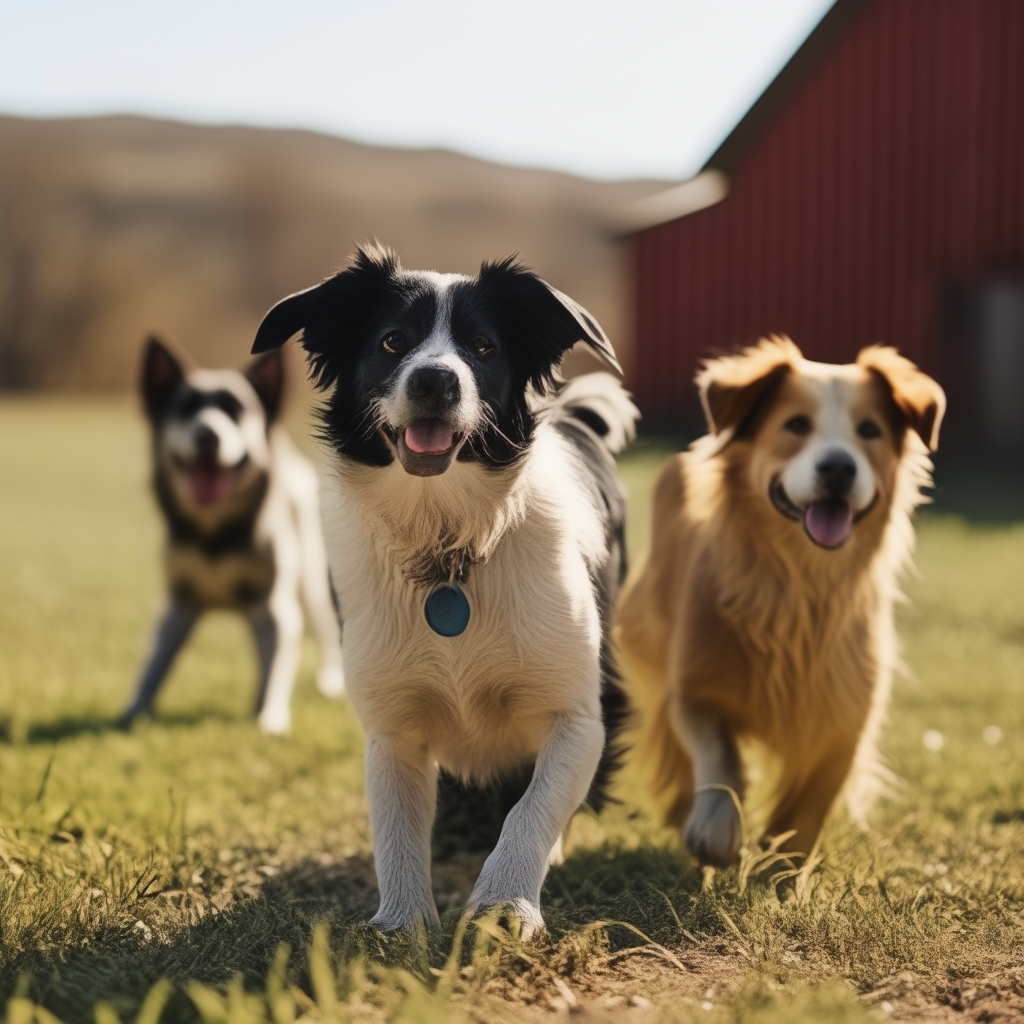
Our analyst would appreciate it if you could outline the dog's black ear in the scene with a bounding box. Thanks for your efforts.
[476,257,622,386]
[141,335,186,419]
[251,280,325,355]
[251,245,403,390]
[857,346,946,452]
[696,335,800,437]
[245,350,285,423]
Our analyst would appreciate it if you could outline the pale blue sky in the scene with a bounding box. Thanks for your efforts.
[0,0,832,180]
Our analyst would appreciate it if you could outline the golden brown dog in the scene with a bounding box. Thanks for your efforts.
[615,336,945,865]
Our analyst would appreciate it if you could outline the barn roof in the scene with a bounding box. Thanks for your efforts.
[702,0,872,175]
[611,0,871,232]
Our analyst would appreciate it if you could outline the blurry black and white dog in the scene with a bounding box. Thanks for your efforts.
[124,337,344,734]
[251,245,638,933]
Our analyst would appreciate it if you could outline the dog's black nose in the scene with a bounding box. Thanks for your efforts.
[816,450,857,498]
[194,422,219,457]
[406,364,461,410]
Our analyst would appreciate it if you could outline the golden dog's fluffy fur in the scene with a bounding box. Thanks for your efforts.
[616,337,945,864]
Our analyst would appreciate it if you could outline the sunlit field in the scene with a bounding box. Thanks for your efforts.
[1,398,1023,1023]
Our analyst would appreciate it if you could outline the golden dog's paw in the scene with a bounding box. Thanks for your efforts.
[684,789,742,867]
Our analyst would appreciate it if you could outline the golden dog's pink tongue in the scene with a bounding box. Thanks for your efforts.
[804,500,853,548]
[404,421,454,455]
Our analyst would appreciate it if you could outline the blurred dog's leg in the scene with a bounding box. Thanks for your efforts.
[470,710,604,936]
[676,706,744,867]
[247,605,277,715]
[124,603,200,719]
[248,591,303,735]
[366,737,440,932]
[295,479,345,698]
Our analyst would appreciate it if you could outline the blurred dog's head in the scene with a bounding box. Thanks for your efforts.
[141,336,284,513]
[250,245,619,477]
[697,336,945,549]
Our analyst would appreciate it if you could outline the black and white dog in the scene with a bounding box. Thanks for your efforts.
[251,246,638,934]
[124,337,344,734]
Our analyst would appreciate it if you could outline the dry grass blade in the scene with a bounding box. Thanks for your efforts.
[736,831,799,896]
[593,920,692,973]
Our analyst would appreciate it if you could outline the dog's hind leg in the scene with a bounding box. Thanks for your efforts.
[248,591,303,735]
[365,737,440,932]
[469,710,605,937]
[124,602,200,719]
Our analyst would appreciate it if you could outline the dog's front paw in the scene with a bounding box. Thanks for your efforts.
[257,707,291,736]
[469,896,545,941]
[684,788,743,867]
[470,852,546,939]
[317,665,346,698]
[369,901,440,934]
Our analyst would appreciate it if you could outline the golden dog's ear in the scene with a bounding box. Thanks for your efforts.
[696,335,801,437]
[857,346,946,452]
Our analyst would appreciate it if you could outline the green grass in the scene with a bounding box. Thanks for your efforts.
[2,400,1023,1023]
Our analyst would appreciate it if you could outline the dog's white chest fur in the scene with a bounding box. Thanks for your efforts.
[320,424,604,782]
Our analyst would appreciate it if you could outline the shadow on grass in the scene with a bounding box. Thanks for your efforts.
[993,808,1024,824]
[544,843,707,945]
[8,708,251,745]
[0,854,379,1024]
[0,842,709,1023]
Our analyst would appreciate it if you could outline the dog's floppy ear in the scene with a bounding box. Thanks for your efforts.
[251,279,326,355]
[245,350,285,423]
[857,345,945,452]
[141,335,187,419]
[476,257,622,382]
[696,335,801,437]
[251,245,402,390]
[543,282,622,376]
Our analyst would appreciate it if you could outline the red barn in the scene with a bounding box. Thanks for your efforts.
[628,0,1024,451]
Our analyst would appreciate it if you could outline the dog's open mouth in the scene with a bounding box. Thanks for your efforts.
[178,462,235,505]
[770,477,853,550]
[394,419,465,476]
[802,499,853,549]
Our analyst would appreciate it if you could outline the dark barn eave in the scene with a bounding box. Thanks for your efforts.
[701,0,873,178]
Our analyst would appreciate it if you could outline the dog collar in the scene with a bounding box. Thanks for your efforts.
[425,585,470,637]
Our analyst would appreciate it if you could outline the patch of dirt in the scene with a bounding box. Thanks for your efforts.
[862,968,1024,1022]
[465,943,748,1019]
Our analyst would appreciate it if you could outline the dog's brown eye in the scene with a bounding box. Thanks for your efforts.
[784,414,812,436]
[381,331,407,355]
[472,335,495,358]
[857,419,882,439]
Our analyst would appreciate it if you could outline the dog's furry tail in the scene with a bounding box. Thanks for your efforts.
[554,373,640,454]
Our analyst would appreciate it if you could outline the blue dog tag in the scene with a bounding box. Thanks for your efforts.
[425,585,470,637]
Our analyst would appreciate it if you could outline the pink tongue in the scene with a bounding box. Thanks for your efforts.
[803,500,853,548]
[186,467,232,505]
[404,421,455,455]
